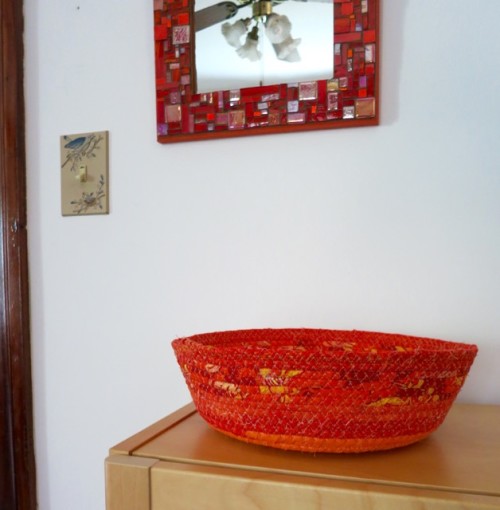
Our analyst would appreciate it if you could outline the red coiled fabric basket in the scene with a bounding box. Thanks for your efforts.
[172,329,477,453]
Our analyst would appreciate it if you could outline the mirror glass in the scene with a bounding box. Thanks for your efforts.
[153,0,379,143]
[195,0,334,93]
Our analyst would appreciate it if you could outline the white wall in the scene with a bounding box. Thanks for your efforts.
[25,1,500,509]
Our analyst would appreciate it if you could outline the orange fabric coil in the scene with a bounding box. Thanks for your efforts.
[172,329,478,453]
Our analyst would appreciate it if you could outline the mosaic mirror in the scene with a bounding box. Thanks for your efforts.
[153,0,379,143]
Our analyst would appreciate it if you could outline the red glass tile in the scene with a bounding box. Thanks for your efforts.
[155,42,164,60]
[367,0,377,26]
[192,105,214,115]
[163,81,181,91]
[270,99,286,111]
[362,13,369,29]
[179,52,190,66]
[327,110,343,120]
[335,32,362,43]
[156,61,165,79]
[287,87,298,101]
[241,86,261,96]
[181,107,191,132]
[240,85,280,103]
[334,17,351,33]
[157,101,165,123]
[341,2,354,15]
[317,80,327,104]
[363,30,376,43]
[154,25,168,40]
[165,51,178,62]
[366,76,375,95]
[171,68,180,82]
[316,103,326,114]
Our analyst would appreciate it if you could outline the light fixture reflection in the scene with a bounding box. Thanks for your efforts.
[199,0,302,63]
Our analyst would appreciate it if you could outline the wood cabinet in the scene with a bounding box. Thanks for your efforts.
[106,403,500,509]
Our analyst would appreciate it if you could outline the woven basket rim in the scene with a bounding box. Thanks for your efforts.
[172,328,478,354]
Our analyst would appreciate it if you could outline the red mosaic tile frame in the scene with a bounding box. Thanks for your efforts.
[154,0,379,143]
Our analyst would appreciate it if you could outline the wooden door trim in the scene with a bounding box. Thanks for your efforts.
[0,0,37,508]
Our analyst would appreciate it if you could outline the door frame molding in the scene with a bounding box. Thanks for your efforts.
[0,0,37,508]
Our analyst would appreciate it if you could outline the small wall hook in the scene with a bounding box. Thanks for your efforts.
[76,165,87,182]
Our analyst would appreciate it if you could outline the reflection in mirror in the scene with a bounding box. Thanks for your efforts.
[195,0,334,93]
[153,0,379,143]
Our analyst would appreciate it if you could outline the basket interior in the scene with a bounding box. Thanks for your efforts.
[177,329,477,356]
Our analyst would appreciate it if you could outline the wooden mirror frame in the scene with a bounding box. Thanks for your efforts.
[153,0,379,143]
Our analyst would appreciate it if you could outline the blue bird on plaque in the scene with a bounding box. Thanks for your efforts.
[63,135,88,150]
[61,133,103,173]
